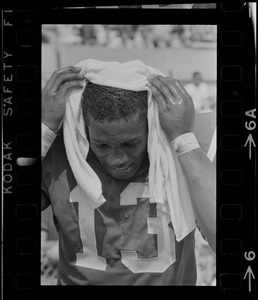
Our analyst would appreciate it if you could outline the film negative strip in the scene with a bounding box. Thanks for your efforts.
[1,2,257,298]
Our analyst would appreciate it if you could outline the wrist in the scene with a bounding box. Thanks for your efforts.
[167,131,190,142]
[166,126,194,142]
[170,132,200,156]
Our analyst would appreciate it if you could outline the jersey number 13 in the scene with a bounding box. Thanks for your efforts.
[70,183,176,273]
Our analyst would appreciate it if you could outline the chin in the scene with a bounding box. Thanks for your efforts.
[109,173,133,180]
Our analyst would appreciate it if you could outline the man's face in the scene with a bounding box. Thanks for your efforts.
[193,73,202,86]
[87,111,148,180]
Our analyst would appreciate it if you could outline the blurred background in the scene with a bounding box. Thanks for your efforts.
[41,24,216,285]
[42,24,216,113]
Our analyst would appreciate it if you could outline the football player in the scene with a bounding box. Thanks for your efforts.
[41,65,216,285]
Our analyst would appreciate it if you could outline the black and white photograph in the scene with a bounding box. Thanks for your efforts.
[41,21,217,286]
[2,2,257,298]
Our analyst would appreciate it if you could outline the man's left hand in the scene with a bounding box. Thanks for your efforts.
[147,75,195,141]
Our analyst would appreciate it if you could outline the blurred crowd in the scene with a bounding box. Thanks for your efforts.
[184,71,216,113]
[42,25,216,49]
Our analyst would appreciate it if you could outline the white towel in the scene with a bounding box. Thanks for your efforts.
[63,59,196,241]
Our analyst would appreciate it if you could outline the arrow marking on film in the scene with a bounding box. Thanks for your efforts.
[244,134,256,160]
[244,266,255,292]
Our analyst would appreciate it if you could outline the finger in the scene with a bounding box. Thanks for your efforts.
[148,83,168,111]
[173,79,194,107]
[45,66,81,88]
[174,79,191,96]
[44,66,82,91]
[158,77,193,107]
[157,76,184,101]
[52,74,85,93]
[148,75,177,105]
[58,79,85,97]
[51,73,85,94]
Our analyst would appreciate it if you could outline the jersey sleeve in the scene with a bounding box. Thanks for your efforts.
[41,183,51,211]
[41,205,59,240]
[41,123,57,210]
[41,122,57,158]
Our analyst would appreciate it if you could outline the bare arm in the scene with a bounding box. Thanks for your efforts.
[41,66,85,208]
[147,74,216,252]
[178,147,216,252]
[42,65,85,159]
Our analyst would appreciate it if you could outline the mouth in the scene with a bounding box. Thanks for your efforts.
[107,163,135,177]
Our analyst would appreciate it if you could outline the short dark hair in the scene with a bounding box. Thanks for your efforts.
[81,82,148,124]
[193,71,201,78]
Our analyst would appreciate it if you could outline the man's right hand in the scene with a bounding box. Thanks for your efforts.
[42,66,85,133]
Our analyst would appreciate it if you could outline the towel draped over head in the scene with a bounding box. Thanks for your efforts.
[63,59,196,242]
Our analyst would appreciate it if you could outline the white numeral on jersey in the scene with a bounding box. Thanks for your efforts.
[70,186,106,270]
[120,183,176,273]
[70,183,175,273]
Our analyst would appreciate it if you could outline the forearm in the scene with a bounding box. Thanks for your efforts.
[147,74,216,250]
[178,147,216,253]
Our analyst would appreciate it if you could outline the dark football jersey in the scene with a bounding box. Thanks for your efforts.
[42,132,197,285]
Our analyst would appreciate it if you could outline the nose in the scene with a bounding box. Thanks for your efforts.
[107,148,128,167]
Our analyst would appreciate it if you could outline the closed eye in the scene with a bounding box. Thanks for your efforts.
[93,140,140,148]
[94,143,109,148]
[122,142,138,147]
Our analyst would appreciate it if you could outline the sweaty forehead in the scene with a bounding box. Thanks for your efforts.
[88,112,147,141]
